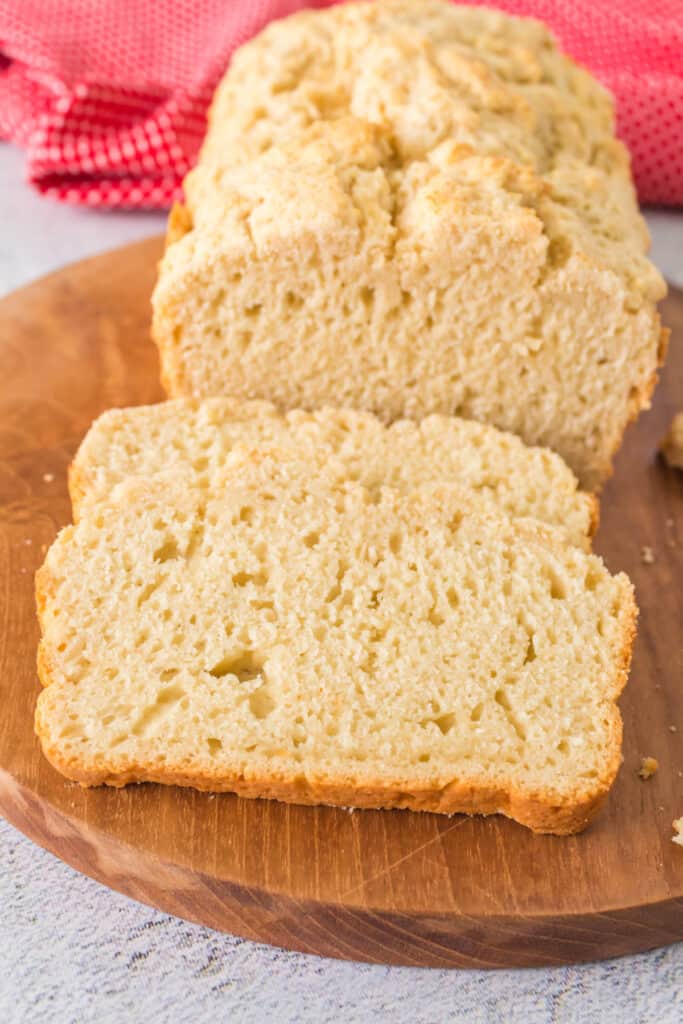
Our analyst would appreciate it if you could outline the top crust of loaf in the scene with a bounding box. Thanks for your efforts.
[203,0,623,177]
[37,450,635,835]
[195,0,654,272]
[152,0,665,488]
[186,0,663,309]
[68,397,597,546]
[184,116,663,315]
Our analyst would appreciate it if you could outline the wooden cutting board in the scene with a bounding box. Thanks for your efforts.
[0,237,681,968]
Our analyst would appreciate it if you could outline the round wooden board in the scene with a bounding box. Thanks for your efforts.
[1,237,682,968]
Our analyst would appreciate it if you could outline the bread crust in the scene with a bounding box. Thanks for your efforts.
[586,493,600,537]
[148,0,668,490]
[166,202,193,249]
[33,703,623,837]
[587,322,671,492]
[66,461,89,522]
[34,556,637,837]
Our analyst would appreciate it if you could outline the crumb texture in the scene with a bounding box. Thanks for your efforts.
[37,452,635,835]
[70,398,595,547]
[152,0,666,489]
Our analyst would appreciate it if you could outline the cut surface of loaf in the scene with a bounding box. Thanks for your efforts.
[36,451,636,835]
[152,0,666,489]
[70,398,596,547]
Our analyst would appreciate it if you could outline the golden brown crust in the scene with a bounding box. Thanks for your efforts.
[36,641,55,689]
[657,325,671,366]
[660,411,683,470]
[151,303,187,399]
[34,739,612,836]
[156,200,193,397]
[152,203,196,398]
[586,493,600,537]
[587,319,669,493]
[165,201,193,250]
[67,460,89,523]
[35,560,66,688]
[34,557,60,624]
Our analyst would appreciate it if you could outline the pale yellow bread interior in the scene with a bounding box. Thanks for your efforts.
[37,451,635,835]
[70,397,596,547]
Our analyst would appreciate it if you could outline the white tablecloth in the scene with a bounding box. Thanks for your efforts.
[1,141,681,1024]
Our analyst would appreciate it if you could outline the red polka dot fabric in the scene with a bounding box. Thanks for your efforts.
[0,0,680,208]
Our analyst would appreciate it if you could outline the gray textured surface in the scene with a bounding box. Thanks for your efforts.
[2,826,683,1024]
[1,139,682,1023]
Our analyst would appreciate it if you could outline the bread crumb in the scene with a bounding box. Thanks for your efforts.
[42,473,55,483]
[670,725,678,733]
[661,413,683,469]
[638,756,659,780]
[664,518,677,548]
[673,819,683,847]
[640,545,655,564]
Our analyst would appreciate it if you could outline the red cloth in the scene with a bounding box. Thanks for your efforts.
[0,0,681,208]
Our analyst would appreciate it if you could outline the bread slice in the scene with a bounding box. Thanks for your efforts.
[69,398,596,547]
[152,1,666,490]
[36,450,635,835]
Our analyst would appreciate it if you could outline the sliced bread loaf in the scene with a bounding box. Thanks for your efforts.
[69,398,596,546]
[36,450,635,834]
[152,1,666,489]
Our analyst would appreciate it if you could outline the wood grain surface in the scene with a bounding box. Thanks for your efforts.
[0,237,681,968]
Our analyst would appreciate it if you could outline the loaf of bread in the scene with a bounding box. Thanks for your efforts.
[69,398,596,546]
[152,0,667,489]
[36,450,635,835]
